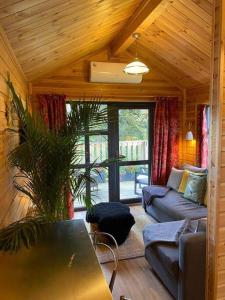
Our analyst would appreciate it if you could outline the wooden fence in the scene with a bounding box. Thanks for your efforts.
[90,140,148,162]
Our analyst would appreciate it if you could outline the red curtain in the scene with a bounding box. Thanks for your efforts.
[152,98,179,185]
[38,94,66,131]
[197,105,208,168]
[38,94,74,220]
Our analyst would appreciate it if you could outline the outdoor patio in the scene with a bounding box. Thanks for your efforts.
[74,180,143,208]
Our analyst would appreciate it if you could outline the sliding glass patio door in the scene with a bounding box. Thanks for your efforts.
[66,103,109,208]
[68,102,155,209]
[109,103,154,204]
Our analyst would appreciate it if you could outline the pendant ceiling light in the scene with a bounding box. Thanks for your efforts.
[124,33,149,75]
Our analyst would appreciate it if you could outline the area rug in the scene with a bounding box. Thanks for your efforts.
[96,210,155,264]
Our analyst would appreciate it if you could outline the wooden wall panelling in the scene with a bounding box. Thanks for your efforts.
[207,0,225,299]
[31,48,184,170]
[0,26,29,228]
[183,85,210,165]
[178,94,184,167]
[31,49,182,100]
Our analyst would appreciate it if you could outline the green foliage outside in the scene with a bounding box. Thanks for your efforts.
[119,109,148,141]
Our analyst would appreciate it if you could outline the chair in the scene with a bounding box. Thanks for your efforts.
[90,231,133,299]
[134,167,149,195]
[89,231,119,292]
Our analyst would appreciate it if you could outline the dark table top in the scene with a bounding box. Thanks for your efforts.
[0,219,112,300]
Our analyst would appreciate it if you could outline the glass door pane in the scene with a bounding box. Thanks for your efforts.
[119,109,148,161]
[118,108,150,201]
[91,167,109,203]
[71,102,109,209]
[90,135,108,163]
[120,165,149,200]
[90,135,109,203]
[73,168,86,208]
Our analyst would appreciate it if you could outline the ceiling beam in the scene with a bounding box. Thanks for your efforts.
[110,0,173,56]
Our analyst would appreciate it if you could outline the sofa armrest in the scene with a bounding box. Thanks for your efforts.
[178,232,206,300]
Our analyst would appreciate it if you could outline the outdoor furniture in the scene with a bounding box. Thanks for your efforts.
[86,202,135,245]
[134,168,149,195]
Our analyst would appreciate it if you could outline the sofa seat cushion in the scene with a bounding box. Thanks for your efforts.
[152,190,207,220]
[148,243,179,278]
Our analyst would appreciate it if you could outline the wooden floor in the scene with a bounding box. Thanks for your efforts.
[75,205,173,300]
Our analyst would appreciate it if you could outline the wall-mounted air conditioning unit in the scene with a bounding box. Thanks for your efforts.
[89,61,142,84]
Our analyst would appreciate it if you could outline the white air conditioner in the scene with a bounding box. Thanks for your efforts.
[89,61,142,84]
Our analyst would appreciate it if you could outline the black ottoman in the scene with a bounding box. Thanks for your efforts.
[86,202,135,245]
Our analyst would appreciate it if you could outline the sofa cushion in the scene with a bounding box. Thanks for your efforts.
[184,173,207,204]
[149,243,179,278]
[152,190,207,220]
[167,167,184,191]
[182,163,207,173]
[178,170,190,193]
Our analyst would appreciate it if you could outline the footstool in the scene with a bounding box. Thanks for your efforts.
[86,202,135,245]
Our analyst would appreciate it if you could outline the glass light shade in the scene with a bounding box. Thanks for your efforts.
[124,60,149,75]
[186,131,194,141]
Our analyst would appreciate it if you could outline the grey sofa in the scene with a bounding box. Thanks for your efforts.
[143,188,207,299]
[145,221,206,299]
[143,189,207,222]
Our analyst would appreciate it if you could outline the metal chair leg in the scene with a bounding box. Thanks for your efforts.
[109,269,117,292]
[89,231,119,292]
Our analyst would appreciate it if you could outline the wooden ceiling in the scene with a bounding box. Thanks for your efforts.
[0,0,213,89]
[137,0,212,88]
[0,0,141,80]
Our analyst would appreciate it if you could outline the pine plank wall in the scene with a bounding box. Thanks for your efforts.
[31,49,184,166]
[183,86,210,166]
[207,0,225,299]
[0,28,30,228]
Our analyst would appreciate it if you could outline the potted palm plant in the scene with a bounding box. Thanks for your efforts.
[0,78,110,251]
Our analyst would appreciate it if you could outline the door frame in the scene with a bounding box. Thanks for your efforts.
[108,102,155,204]
[69,101,155,210]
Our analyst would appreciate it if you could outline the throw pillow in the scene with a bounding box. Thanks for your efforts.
[178,170,190,193]
[182,163,207,174]
[167,167,184,191]
[184,173,207,204]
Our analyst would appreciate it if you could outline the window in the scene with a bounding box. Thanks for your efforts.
[67,101,155,209]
